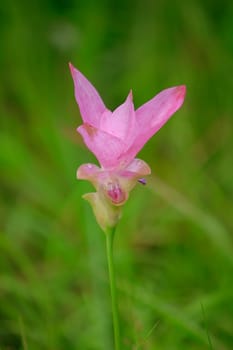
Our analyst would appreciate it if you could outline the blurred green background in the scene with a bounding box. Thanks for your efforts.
[1,0,233,349]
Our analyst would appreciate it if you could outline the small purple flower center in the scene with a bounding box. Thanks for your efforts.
[107,182,125,204]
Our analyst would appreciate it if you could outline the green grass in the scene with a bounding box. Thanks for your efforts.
[1,0,233,349]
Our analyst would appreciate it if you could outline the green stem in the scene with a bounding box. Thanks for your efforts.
[105,227,121,350]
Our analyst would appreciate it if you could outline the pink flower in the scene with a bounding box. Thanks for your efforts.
[69,63,186,230]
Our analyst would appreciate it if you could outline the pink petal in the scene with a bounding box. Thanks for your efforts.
[136,85,186,129]
[117,158,151,191]
[69,63,108,128]
[136,85,186,143]
[77,124,126,169]
[77,163,100,180]
[129,85,186,158]
[124,158,151,176]
[100,91,137,145]
[77,163,102,190]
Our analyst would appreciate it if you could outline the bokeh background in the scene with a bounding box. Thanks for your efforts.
[1,0,233,349]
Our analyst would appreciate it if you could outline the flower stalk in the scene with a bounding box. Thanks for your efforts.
[105,226,121,350]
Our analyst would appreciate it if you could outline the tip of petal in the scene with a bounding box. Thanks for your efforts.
[175,85,186,100]
[69,62,82,80]
[68,62,75,74]
[127,89,133,101]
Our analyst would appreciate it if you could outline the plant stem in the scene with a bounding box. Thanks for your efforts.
[105,227,121,350]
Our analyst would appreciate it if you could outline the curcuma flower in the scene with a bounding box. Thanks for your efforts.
[69,63,186,231]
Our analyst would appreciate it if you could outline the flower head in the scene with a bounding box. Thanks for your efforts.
[69,63,186,231]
